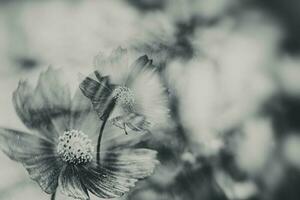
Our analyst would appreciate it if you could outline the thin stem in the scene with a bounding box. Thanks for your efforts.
[51,191,56,200]
[96,117,108,164]
[93,70,116,164]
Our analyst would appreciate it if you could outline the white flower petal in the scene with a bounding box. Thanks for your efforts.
[131,68,169,129]
[59,165,89,200]
[94,47,129,84]
[0,128,62,194]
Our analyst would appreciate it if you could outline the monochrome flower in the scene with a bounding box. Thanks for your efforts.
[0,67,158,200]
[80,47,169,134]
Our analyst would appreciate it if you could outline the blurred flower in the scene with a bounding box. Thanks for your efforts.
[234,117,275,176]
[165,58,224,156]
[283,135,300,169]
[275,55,300,97]
[215,171,258,199]
[0,67,158,200]
[80,48,169,134]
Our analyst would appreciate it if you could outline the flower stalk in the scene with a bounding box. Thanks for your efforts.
[96,94,116,164]
[51,191,56,200]
[96,116,108,164]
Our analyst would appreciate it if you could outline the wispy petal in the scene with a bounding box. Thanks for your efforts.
[130,67,170,129]
[0,128,62,194]
[72,104,101,143]
[101,148,159,179]
[12,67,71,140]
[94,47,129,84]
[35,67,71,131]
[125,55,155,86]
[70,88,92,129]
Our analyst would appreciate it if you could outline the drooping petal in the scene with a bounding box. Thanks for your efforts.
[12,67,71,141]
[79,73,113,102]
[94,47,129,84]
[58,165,89,200]
[110,112,151,134]
[0,128,62,194]
[100,122,150,152]
[79,72,116,121]
[81,149,158,198]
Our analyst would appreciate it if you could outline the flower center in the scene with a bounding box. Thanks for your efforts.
[113,86,135,107]
[57,130,93,165]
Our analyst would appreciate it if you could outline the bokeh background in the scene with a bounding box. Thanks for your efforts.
[1,0,300,199]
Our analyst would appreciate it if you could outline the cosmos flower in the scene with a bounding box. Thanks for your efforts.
[0,67,158,200]
[80,47,169,134]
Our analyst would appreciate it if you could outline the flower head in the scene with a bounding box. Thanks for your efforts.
[57,130,94,165]
[0,67,158,200]
[80,48,169,134]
